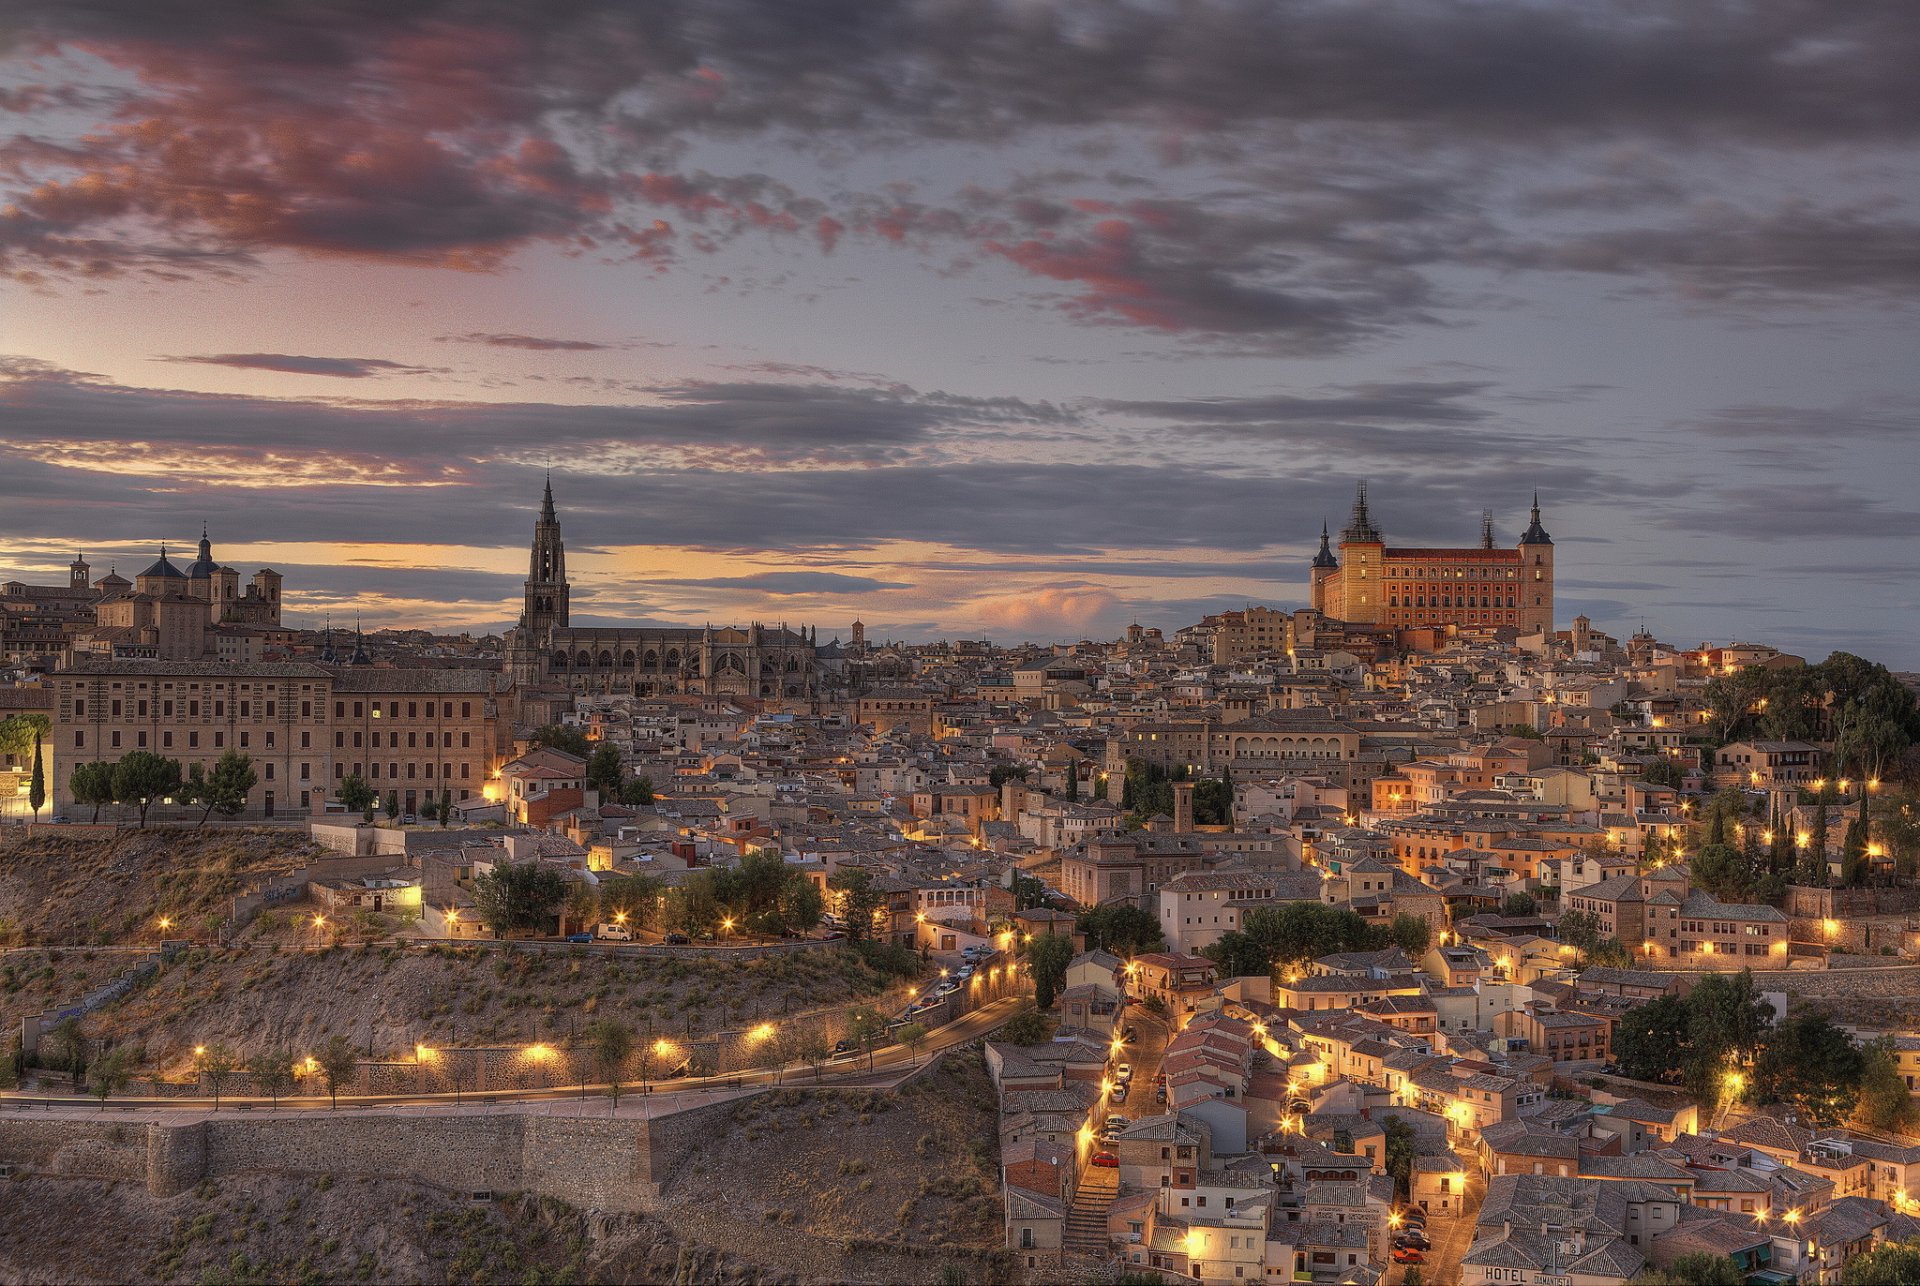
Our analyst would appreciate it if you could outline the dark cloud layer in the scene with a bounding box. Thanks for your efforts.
[158,352,436,378]
[5,2,1920,346]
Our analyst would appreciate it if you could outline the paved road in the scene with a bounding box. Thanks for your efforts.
[0,996,1024,1117]
[1387,1174,1482,1284]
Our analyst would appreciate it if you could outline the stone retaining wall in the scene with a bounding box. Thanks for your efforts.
[1,1094,747,1213]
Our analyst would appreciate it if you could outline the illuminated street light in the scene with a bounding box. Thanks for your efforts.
[157,916,173,931]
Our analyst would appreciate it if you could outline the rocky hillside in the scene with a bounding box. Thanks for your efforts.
[91,938,916,1071]
[0,829,321,946]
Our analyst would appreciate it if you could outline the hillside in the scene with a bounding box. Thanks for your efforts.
[0,949,135,1067]
[90,939,917,1071]
[0,829,322,946]
[652,1048,1012,1284]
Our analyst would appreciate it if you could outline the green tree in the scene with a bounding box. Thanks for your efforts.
[1854,1037,1920,1134]
[1501,891,1539,918]
[1064,768,1079,802]
[618,777,655,806]
[1382,1113,1416,1201]
[999,1004,1052,1046]
[898,1022,929,1063]
[530,724,591,759]
[88,1046,135,1108]
[1202,930,1271,980]
[470,860,570,937]
[1753,1009,1862,1128]
[27,738,44,821]
[44,1016,87,1083]
[1559,910,1604,956]
[315,1034,359,1109]
[988,763,1031,789]
[1640,758,1684,788]
[586,1019,633,1105]
[830,867,884,942]
[1840,1239,1920,1285]
[1192,772,1234,825]
[0,714,49,758]
[599,872,666,928]
[1075,904,1165,956]
[846,1006,890,1073]
[247,1049,295,1109]
[669,869,724,938]
[1027,931,1075,1009]
[112,751,181,827]
[338,774,377,818]
[1684,971,1774,1113]
[385,791,401,821]
[586,743,624,800]
[1614,994,1691,1083]
[1803,795,1832,886]
[1389,913,1431,958]
[1630,1252,1744,1286]
[196,1042,236,1110]
[183,751,257,827]
[69,760,116,823]
[1010,870,1047,911]
[1242,902,1384,967]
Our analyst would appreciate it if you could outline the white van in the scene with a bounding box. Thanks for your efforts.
[595,922,634,941]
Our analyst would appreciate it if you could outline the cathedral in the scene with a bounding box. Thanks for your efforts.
[504,479,819,706]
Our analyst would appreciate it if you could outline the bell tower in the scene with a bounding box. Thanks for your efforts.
[522,474,570,635]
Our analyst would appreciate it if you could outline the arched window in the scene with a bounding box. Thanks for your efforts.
[551,650,569,669]
[597,650,613,667]
[642,649,658,670]
[576,650,592,668]
[665,649,681,668]
[622,650,636,667]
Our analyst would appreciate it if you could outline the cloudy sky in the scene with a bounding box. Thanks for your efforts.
[2,1,1917,660]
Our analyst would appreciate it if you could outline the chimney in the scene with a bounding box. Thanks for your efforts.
[1173,781,1195,834]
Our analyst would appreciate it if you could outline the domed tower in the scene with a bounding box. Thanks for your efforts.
[1336,483,1386,624]
[1309,520,1338,613]
[1518,492,1554,633]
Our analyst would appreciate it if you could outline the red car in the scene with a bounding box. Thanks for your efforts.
[1090,1152,1119,1168]
[1392,1246,1426,1265]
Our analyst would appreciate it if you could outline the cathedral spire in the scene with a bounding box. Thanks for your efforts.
[1312,519,1338,569]
[1341,482,1382,544]
[541,472,556,523]
[1481,509,1495,549]
[1520,492,1552,545]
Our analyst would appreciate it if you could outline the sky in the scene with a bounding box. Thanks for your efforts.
[1,1,1917,661]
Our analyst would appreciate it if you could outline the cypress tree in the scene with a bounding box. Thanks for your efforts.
[27,739,44,821]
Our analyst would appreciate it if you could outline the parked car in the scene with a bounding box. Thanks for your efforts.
[1154,1085,1168,1104]
[1113,1062,1133,1082]
[1104,1114,1130,1135]
[1109,1083,1129,1104]
[1398,1207,1428,1228]
[954,965,975,980]
[832,1038,856,1054]
[1392,1246,1426,1265]
[564,932,593,943]
[1090,1152,1119,1168]
[1394,1229,1431,1250]
[1119,1025,1137,1043]
[663,932,691,944]
[595,922,633,941]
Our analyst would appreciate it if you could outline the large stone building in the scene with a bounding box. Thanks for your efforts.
[50,659,508,820]
[3,531,285,664]
[504,480,818,716]
[1309,484,1555,634]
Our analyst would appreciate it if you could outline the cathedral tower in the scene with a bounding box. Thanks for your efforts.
[1336,483,1386,624]
[523,475,570,634]
[1518,492,1554,633]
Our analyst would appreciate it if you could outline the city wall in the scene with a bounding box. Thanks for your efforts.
[0,1095,745,1214]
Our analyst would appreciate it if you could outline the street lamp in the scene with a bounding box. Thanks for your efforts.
[157,916,173,932]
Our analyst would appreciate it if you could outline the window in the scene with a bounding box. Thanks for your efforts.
[74,730,84,748]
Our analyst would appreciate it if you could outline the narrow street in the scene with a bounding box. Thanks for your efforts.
[1387,1173,1482,1284]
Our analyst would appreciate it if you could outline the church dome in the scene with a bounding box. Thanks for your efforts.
[139,549,188,580]
[184,529,220,579]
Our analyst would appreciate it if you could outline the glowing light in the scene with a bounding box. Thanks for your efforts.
[526,1042,553,1061]
[1823,919,1839,937]
[416,1043,435,1063]
[312,914,327,928]
[194,1045,206,1057]
[652,1037,676,1059]
[613,911,627,924]
[157,916,173,931]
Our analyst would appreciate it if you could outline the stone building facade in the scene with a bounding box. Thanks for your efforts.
[1310,484,1555,634]
[50,659,508,819]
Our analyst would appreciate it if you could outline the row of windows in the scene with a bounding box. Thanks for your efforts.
[1390,595,1516,609]
[76,697,478,721]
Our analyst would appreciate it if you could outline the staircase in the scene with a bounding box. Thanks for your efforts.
[1065,1172,1120,1256]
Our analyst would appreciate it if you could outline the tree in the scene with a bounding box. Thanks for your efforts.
[197,1042,236,1110]
[988,764,1031,789]
[1614,994,1691,1083]
[1075,904,1165,956]
[1010,870,1047,911]
[586,743,624,800]
[1753,1009,1863,1128]
[846,1006,890,1073]
[1242,902,1384,968]
[1500,891,1539,918]
[183,751,256,827]
[1559,910,1604,956]
[564,880,599,936]
[1027,931,1075,1008]
[776,874,825,935]
[438,789,453,827]
[69,760,116,823]
[1064,768,1079,802]
[88,1046,135,1108]
[618,777,654,806]
[1000,1004,1052,1046]
[338,774,377,818]
[315,1034,359,1109]
[830,868,884,942]
[668,869,724,938]
[530,724,591,759]
[1855,1037,1920,1134]
[247,1049,294,1109]
[385,791,401,821]
[1640,758,1684,788]
[470,860,570,937]
[1630,1253,1744,1286]
[898,1022,929,1064]
[1684,971,1774,1113]
[1382,1113,1416,1200]
[1841,1239,1920,1286]
[44,1016,87,1084]
[586,1019,633,1106]
[1202,930,1272,980]
[27,738,44,822]
[599,872,666,928]
[1389,913,1431,958]
[112,751,181,827]
[0,714,49,758]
